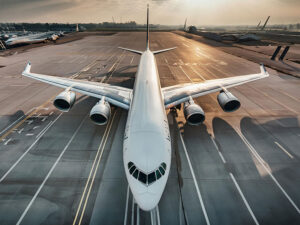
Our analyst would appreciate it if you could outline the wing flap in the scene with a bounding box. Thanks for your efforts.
[22,62,132,110]
[163,64,269,108]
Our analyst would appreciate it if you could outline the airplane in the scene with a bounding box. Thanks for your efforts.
[21,5,269,211]
[5,31,60,46]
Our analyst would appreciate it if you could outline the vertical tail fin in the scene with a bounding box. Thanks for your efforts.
[146,4,149,50]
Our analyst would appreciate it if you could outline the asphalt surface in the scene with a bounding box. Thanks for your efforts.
[0,32,299,225]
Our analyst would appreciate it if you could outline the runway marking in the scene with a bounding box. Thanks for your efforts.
[0,107,35,136]
[210,135,227,164]
[123,185,130,225]
[131,197,135,225]
[251,86,298,115]
[156,206,161,225]
[16,114,87,225]
[130,56,134,65]
[0,95,56,143]
[0,113,63,183]
[234,127,300,214]
[277,90,300,103]
[72,111,117,225]
[190,66,206,81]
[136,204,140,225]
[229,173,260,225]
[25,133,34,136]
[17,128,24,134]
[179,66,193,82]
[274,141,294,159]
[33,126,39,130]
[4,138,12,145]
[177,124,211,225]
[41,116,48,122]
[36,120,53,139]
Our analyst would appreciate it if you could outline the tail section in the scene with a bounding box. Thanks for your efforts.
[118,5,176,54]
[118,47,142,55]
[146,4,149,50]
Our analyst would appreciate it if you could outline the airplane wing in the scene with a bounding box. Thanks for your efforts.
[163,64,269,109]
[22,62,132,110]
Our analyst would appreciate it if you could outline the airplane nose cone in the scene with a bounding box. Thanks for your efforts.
[134,192,160,211]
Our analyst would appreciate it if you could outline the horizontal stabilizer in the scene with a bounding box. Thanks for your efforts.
[153,47,177,54]
[118,47,143,55]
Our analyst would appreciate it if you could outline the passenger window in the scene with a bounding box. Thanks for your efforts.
[138,171,147,184]
[156,170,162,179]
[133,169,139,179]
[161,163,167,170]
[129,166,136,174]
[159,166,165,175]
[148,172,156,184]
[128,162,134,169]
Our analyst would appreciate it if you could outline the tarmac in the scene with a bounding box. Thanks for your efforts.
[0,32,299,225]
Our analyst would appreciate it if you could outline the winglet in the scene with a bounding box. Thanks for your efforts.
[23,61,31,74]
[259,63,269,76]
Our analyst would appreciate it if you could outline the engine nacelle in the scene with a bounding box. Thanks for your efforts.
[90,100,111,125]
[217,90,241,112]
[183,100,205,125]
[53,91,76,112]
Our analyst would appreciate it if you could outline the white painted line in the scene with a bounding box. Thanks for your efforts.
[26,133,34,136]
[33,126,39,130]
[210,136,226,164]
[235,127,300,214]
[4,138,12,145]
[156,206,161,225]
[136,204,140,225]
[17,128,24,134]
[130,56,134,65]
[16,115,87,225]
[41,116,48,122]
[274,142,294,159]
[178,129,211,225]
[0,113,62,183]
[179,66,193,82]
[230,173,259,225]
[190,66,206,81]
[131,197,135,225]
[27,120,33,125]
[123,185,130,225]
[0,115,25,135]
[36,121,53,139]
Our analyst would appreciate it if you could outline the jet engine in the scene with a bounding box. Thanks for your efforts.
[53,91,76,112]
[90,99,111,125]
[217,90,240,112]
[183,98,205,125]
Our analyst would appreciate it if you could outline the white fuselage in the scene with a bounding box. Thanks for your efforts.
[123,50,171,211]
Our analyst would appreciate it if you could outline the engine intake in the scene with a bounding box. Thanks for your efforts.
[183,99,205,125]
[53,91,76,112]
[217,90,240,112]
[90,99,111,125]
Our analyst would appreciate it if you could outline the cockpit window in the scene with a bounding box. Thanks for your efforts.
[138,171,147,184]
[129,165,136,174]
[148,172,156,184]
[127,162,167,186]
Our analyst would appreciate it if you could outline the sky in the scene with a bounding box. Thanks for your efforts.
[0,0,299,25]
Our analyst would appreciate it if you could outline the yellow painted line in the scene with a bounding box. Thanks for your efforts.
[0,95,56,143]
[72,111,117,225]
